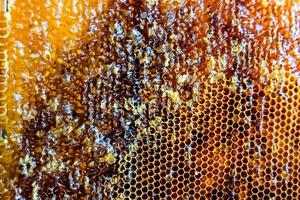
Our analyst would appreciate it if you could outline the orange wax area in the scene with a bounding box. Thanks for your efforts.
[1,0,300,199]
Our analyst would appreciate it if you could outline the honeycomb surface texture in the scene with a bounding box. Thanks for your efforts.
[0,0,300,199]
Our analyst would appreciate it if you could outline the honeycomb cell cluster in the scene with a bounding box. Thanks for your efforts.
[0,0,300,199]
[115,73,300,199]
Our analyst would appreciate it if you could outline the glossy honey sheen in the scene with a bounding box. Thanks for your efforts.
[1,0,300,199]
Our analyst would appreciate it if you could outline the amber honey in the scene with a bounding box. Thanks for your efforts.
[0,0,300,199]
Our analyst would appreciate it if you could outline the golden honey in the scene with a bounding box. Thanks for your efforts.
[0,0,300,199]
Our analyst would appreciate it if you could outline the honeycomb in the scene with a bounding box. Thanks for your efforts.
[1,0,300,199]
